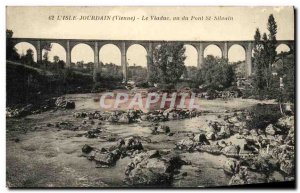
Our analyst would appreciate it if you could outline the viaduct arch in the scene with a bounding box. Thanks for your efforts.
[10,38,294,82]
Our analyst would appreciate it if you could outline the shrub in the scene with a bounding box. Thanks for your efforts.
[246,104,282,130]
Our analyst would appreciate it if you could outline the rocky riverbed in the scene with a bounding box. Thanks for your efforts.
[6,94,295,188]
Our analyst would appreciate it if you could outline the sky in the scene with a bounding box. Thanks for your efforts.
[8,6,294,66]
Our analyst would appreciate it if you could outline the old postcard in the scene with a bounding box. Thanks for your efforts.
[6,6,295,188]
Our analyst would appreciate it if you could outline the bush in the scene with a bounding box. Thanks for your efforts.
[246,104,282,130]
[157,83,175,90]
[136,81,150,88]
[175,81,198,90]
[196,56,235,90]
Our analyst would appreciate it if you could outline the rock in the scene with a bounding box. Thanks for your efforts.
[157,125,170,133]
[197,145,223,155]
[176,138,195,151]
[223,158,240,175]
[268,171,285,182]
[245,171,268,184]
[125,137,143,151]
[276,116,294,130]
[233,121,246,130]
[243,139,259,152]
[140,114,149,121]
[82,144,94,154]
[118,114,131,124]
[221,145,240,158]
[107,115,118,123]
[229,174,246,185]
[241,129,250,135]
[205,132,216,140]
[218,124,232,138]
[280,160,294,175]
[6,104,34,118]
[199,134,210,145]
[46,123,54,127]
[229,167,267,185]
[73,112,88,118]
[125,151,186,185]
[94,149,121,167]
[265,124,280,136]
[228,116,239,124]
[85,128,101,138]
[55,97,75,109]
[201,122,217,133]
[249,129,258,136]
[163,108,174,116]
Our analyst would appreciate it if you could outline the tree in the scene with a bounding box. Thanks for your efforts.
[43,51,49,67]
[6,29,20,61]
[57,60,66,69]
[252,14,278,96]
[196,55,235,90]
[252,29,266,92]
[42,43,52,67]
[20,48,34,65]
[267,14,278,65]
[53,55,60,63]
[150,43,186,86]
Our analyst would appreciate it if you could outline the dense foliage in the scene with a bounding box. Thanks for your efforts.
[149,43,186,86]
[196,55,235,90]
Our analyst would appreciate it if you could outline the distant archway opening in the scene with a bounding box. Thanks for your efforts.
[14,42,37,62]
[228,44,246,63]
[204,44,222,58]
[126,44,148,82]
[71,43,94,69]
[99,44,122,79]
[276,44,290,54]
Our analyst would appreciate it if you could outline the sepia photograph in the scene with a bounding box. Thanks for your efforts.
[5,6,295,188]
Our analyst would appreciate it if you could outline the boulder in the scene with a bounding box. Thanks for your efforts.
[205,132,216,140]
[223,158,240,175]
[94,149,121,167]
[229,167,267,185]
[125,137,143,151]
[6,104,34,118]
[125,151,186,185]
[107,115,118,123]
[73,112,88,118]
[276,116,294,130]
[55,97,75,109]
[85,128,101,138]
[280,160,294,176]
[140,114,149,121]
[227,116,239,124]
[219,125,232,137]
[249,129,258,136]
[157,125,170,133]
[199,134,210,145]
[197,145,223,155]
[245,171,268,184]
[265,124,280,136]
[193,133,210,145]
[176,138,195,151]
[82,144,94,154]
[118,114,131,124]
[163,108,174,116]
[229,174,246,185]
[221,145,241,158]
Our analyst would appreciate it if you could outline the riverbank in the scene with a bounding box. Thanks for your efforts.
[6,94,294,188]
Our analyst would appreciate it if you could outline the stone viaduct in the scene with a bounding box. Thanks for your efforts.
[10,38,294,82]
